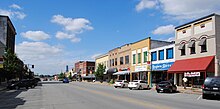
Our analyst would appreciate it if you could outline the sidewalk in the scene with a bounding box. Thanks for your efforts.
[81,81,202,95]
[0,82,7,92]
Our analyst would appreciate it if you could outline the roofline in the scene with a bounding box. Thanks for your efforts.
[175,13,220,29]
[131,37,151,44]
[0,15,16,35]
[95,53,108,59]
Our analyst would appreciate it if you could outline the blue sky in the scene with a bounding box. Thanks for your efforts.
[0,0,220,75]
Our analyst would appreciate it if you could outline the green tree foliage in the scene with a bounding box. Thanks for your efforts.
[68,73,72,80]
[58,72,65,79]
[94,64,105,81]
[3,49,22,80]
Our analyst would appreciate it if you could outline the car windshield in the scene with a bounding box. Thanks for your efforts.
[117,80,122,82]
[210,78,220,85]
[133,80,139,82]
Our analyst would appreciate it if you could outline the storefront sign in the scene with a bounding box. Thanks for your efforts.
[152,62,174,71]
[135,65,150,72]
[184,72,200,77]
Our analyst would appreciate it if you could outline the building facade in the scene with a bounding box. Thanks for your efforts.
[95,53,109,72]
[168,13,220,87]
[75,61,95,80]
[150,44,175,84]
[113,44,131,81]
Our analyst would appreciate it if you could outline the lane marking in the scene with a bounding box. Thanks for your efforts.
[72,84,171,109]
[197,95,202,100]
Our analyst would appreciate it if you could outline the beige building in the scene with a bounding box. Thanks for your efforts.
[113,44,131,81]
[168,13,220,87]
[95,53,109,73]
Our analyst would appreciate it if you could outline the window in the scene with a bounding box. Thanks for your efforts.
[178,43,186,56]
[151,51,157,61]
[120,57,123,65]
[138,53,141,64]
[125,55,129,64]
[199,38,207,53]
[133,54,136,64]
[159,50,164,60]
[188,41,196,54]
[115,58,117,66]
[143,51,148,63]
[166,48,173,59]
[109,60,111,67]
[182,30,186,34]
[112,59,114,66]
[200,24,205,28]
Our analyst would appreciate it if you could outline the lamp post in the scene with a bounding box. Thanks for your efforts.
[146,51,153,88]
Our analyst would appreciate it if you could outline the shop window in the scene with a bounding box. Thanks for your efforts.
[138,53,141,64]
[159,50,164,60]
[166,48,173,59]
[143,51,148,63]
[115,58,117,66]
[178,43,186,56]
[133,54,136,64]
[120,57,123,65]
[198,38,207,53]
[151,51,157,61]
[188,40,196,54]
[125,55,129,64]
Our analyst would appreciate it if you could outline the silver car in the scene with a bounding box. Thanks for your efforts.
[128,80,149,90]
[114,80,129,88]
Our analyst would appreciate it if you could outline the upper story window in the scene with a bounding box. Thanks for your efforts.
[178,43,186,56]
[151,51,157,61]
[112,59,114,66]
[115,58,117,66]
[120,57,123,65]
[159,50,164,60]
[200,24,205,28]
[143,51,148,63]
[166,48,173,59]
[138,53,141,64]
[198,38,207,53]
[125,55,129,64]
[133,54,136,64]
[182,30,186,34]
[188,40,196,54]
[109,60,111,67]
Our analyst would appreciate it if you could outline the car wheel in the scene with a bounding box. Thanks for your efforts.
[31,85,35,88]
[169,89,173,93]
[157,90,160,93]
[15,86,19,90]
[121,85,125,88]
[202,94,208,99]
[26,87,29,89]
[114,86,117,88]
[129,88,132,90]
[139,85,142,90]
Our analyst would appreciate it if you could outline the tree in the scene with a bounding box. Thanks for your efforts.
[68,72,72,80]
[58,72,65,79]
[3,49,22,81]
[94,64,105,82]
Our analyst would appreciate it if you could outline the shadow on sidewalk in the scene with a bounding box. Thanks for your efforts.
[0,90,25,109]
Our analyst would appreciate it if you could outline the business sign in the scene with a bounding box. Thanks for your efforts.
[184,72,200,77]
[135,65,151,72]
[152,62,174,71]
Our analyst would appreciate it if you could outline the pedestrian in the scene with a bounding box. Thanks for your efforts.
[182,77,187,89]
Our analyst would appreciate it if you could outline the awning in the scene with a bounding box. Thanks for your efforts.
[198,38,206,46]
[113,71,130,75]
[168,56,214,73]
[178,44,185,50]
[106,68,118,75]
[188,41,195,48]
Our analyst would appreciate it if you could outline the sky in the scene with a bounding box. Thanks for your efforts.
[0,0,220,75]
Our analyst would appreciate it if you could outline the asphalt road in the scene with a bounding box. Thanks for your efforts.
[0,81,220,109]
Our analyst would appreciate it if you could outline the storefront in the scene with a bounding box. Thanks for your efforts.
[131,65,149,81]
[168,56,215,87]
[113,69,130,81]
[151,62,174,84]
[105,68,118,82]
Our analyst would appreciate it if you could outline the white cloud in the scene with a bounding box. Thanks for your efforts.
[165,37,175,42]
[136,0,158,12]
[0,4,26,20]
[10,4,22,10]
[152,25,175,35]
[51,15,93,43]
[21,31,50,41]
[136,0,220,20]
[55,31,81,43]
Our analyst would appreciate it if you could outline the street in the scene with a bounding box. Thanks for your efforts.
[0,81,220,109]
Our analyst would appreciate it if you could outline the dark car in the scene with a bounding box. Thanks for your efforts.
[63,78,69,83]
[156,81,177,93]
[202,76,220,99]
[7,79,34,90]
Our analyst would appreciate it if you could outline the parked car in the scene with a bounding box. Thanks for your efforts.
[128,80,149,90]
[114,80,129,88]
[202,76,220,99]
[63,78,69,83]
[156,81,177,93]
[7,79,34,90]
